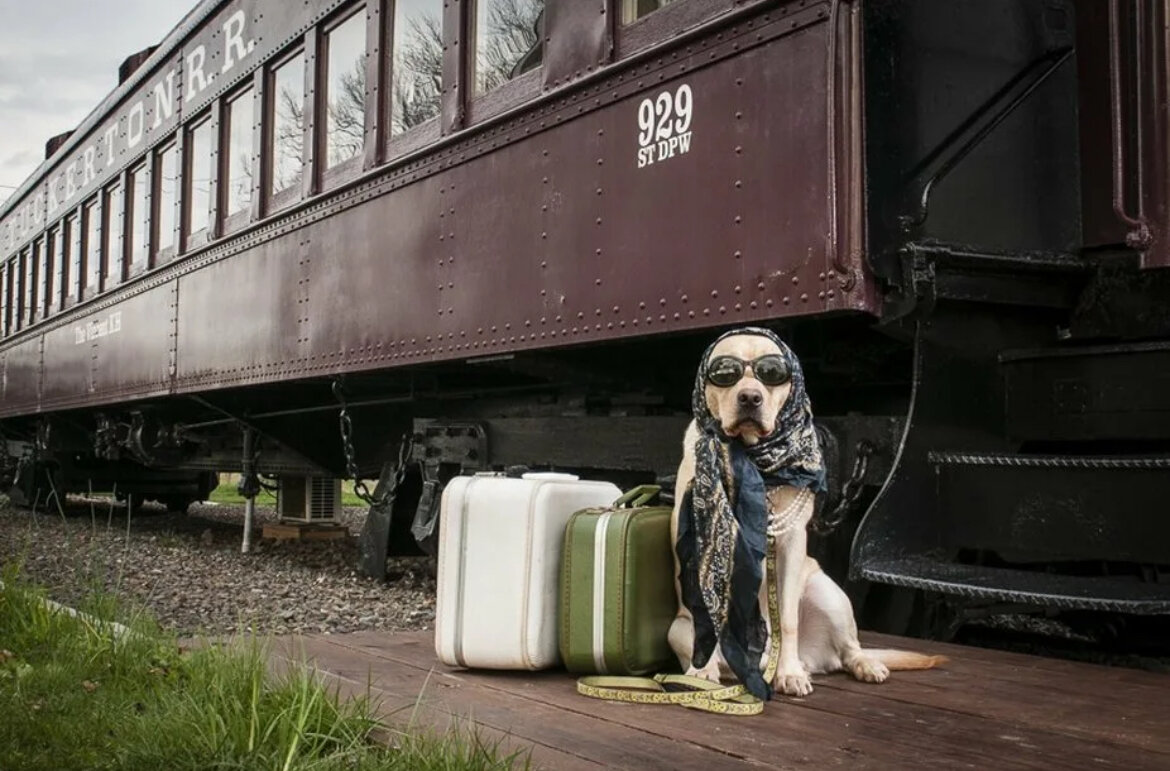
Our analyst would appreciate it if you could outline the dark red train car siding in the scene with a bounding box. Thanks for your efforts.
[0,0,873,417]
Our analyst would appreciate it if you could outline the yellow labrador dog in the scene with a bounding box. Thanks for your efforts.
[668,328,942,697]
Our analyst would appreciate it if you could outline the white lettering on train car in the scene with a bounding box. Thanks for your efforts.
[152,70,177,129]
[4,6,257,240]
[186,45,209,102]
[74,311,123,345]
[636,84,694,169]
[127,102,145,149]
[221,10,252,72]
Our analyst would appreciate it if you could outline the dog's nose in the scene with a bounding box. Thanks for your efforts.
[738,389,764,409]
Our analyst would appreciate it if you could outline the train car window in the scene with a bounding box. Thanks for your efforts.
[622,0,679,24]
[155,142,178,260]
[83,198,101,297]
[1,262,9,337]
[268,50,305,204]
[324,8,367,169]
[472,0,544,96]
[66,212,80,306]
[390,0,442,135]
[127,163,148,277]
[186,116,213,240]
[45,226,61,315]
[224,87,256,218]
[103,181,124,287]
[27,243,39,325]
[14,251,26,331]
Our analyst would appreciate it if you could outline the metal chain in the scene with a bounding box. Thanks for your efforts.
[812,440,875,536]
[333,379,412,508]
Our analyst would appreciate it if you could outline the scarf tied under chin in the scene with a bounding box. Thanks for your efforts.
[675,327,826,701]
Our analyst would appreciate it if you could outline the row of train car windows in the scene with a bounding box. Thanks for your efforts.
[0,0,679,338]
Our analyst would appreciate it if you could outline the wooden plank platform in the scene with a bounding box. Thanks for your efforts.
[274,630,1170,770]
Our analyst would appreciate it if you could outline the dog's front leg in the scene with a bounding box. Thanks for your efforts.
[772,527,813,696]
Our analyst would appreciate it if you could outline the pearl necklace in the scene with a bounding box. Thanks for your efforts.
[766,487,813,537]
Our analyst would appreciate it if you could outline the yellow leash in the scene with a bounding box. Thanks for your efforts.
[575,535,781,716]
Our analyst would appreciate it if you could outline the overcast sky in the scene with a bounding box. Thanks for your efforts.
[0,0,194,204]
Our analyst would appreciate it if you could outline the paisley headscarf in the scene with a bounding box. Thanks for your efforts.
[675,326,826,699]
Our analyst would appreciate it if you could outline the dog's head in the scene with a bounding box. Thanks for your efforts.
[701,332,793,445]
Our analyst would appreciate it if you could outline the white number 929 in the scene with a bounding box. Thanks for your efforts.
[637,84,693,148]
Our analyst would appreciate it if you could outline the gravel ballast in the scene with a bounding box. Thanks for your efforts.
[0,496,436,638]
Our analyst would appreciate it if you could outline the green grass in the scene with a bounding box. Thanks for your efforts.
[0,565,531,771]
[208,474,367,507]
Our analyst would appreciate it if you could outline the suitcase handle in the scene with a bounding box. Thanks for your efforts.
[613,485,661,508]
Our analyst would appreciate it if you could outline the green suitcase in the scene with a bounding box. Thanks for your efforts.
[559,485,678,676]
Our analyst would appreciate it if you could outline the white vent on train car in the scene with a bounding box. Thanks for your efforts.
[277,476,341,523]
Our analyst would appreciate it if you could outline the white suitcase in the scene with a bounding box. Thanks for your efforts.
[435,472,622,670]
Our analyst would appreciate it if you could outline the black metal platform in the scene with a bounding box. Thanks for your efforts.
[860,557,1170,614]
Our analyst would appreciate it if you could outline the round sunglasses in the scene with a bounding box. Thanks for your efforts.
[705,354,791,388]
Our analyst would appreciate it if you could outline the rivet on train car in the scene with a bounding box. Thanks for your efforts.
[596,158,603,166]
[577,312,585,319]
[596,188,603,196]
[819,272,826,281]
[542,205,548,212]
[596,248,602,255]
[734,216,742,225]
[827,270,836,279]
[598,129,604,135]
[711,290,719,298]
[541,289,547,296]
[736,78,743,86]
[735,180,742,188]
[734,250,742,259]
[735,146,743,154]
[792,276,799,284]
[801,294,808,302]
[543,177,549,184]
[818,292,825,300]
[448,282,453,288]
[736,112,743,120]
[541,232,547,239]
[595,279,602,285]
[525,320,532,327]
[541,317,547,324]
[719,307,726,315]
[596,217,602,225]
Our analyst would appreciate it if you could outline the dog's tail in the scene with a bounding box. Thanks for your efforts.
[865,648,948,671]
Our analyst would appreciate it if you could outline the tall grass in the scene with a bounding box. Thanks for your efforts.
[0,565,531,770]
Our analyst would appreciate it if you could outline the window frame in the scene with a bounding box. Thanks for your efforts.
[82,196,103,299]
[15,248,28,332]
[464,0,544,127]
[265,44,309,214]
[152,138,180,266]
[0,260,9,337]
[126,161,150,280]
[318,3,369,191]
[220,83,258,235]
[44,225,61,318]
[65,209,81,309]
[183,111,216,252]
[102,178,125,288]
[384,0,444,159]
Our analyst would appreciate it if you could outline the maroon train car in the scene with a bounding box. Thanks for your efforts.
[2,0,1169,644]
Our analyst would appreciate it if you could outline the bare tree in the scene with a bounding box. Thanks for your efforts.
[392,11,444,134]
[477,0,543,93]
[328,59,367,165]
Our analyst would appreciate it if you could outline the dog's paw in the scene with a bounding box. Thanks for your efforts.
[773,666,813,697]
[686,661,722,684]
[850,656,889,684]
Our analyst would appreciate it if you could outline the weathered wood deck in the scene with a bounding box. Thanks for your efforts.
[275,630,1170,770]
